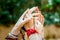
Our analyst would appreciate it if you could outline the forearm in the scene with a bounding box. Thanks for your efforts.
[10,20,26,35]
[5,21,24,40]
[10,9,30,35]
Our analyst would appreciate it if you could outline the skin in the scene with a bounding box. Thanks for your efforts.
[8,7,44,40]
[10,7,38,35]
[24,7,39,30]
[10,9,32,35]
[32,9,44,39]
[24,7,44,31]
[24,7,44,40]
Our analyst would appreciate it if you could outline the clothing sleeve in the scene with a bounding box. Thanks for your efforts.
[5,35,18,40]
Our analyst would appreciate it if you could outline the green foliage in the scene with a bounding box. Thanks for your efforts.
[44,12,60,25]
[0,0,60,26]
[53,0,60,5]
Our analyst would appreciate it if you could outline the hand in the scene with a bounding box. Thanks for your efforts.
[24,7,44,30]
[33,13,44,38]
[24,7,44,39]
[24,7,38,30]
[32,8,44,24]
[35,19,44,38]
[32,7,44,38]
[10,9,33,35]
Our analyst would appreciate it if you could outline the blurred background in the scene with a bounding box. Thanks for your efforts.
[0,0,60,40]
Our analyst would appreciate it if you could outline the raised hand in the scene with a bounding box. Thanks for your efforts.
[32,8,44,39]
[32,7,44,24]
[10,9,33,35]
[24,7,39,30]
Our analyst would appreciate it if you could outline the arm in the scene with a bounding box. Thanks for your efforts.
[10,9,30,35]
[33,13,44,40]
[6,9,32,40]
[10,7,38,35]
[24,7,42,40]
[29,7,44,40]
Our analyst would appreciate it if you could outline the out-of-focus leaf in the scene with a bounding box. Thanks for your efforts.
[54,0,60,4]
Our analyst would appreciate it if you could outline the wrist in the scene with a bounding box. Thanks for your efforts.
[8,33,18,38]
[10,31,20,36]
[26,29,38,37]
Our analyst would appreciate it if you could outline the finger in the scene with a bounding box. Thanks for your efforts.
[35,7,39,13]
[34,7,41,13]
[35,20,43,30]
[37,20,42,25]
[32,13,40,17]
[32,12,43,18]
[24,11,33,19]
[24,13,33,21]
[28,7,38,14]
[39,15,44,24]
[29,13,33,18]
[33,17,39,21]
[31,7,42,16]
[23,14,29,20]
[33,15,41,23]
[42,16,44,24]
[34,17,38,26]
[34,12,44,24]
[26,14,30,18]
[33,14,44,25]
[24,17,33,23]
[35,19,42,27]
[20,9,29,19]
[34,9,42,16]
